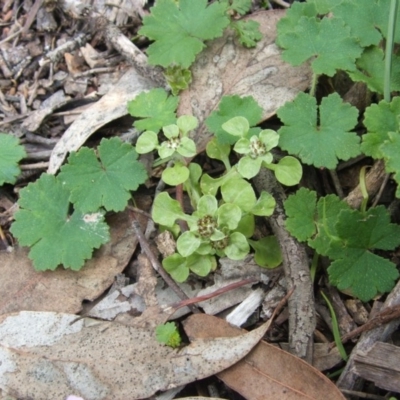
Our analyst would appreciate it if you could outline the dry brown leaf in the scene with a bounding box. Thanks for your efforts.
[0,210,141,315]
[0,311,271,399]
[183,314,346,400]
[48,68,156,174]
[178,9,312,152]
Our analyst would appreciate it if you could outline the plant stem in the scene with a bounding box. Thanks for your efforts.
[309,73,318,97]
[384,0,398,102]
[321,291,348,361]
[359,165,369,213]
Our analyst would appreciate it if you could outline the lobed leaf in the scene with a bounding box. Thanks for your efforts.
[231,20,262,48]
[278,16,363,76]
[381,132,400,198]
[327,206,400,301]
[127,88,178,132]
[284,188,317,242]
[348,47,400,95]
[362,97,400,159]
[0,133,26,185]
[59,138,147,213]
[278,93,360,169]
[139,0,230,68]
[11,174,110,271]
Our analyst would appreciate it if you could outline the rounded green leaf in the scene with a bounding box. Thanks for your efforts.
[221,178,256,212]
[188,162,202,184]
[187,254,214,277]
[152,192,187,227]
[206,138,231,161]
[177,115,198,134]
[196,242,213,255]
[260,129,279,150]
[225,232,250,260]
[259,153,273,165]
[222,116,250,136]
[248,236,282,268]
[158,142,175,159]
[162,163,190,186]
[162,253,189,282]
[177,137,197,157]
[217,203,242,230]
[177,231,201,257]
[210,229,227,241]
[136,131,159,154]
[251,191,276,216]
[235,213,255,238]
[163,124,179,138]
[197,194,218,216]
[238,156,262,179]
[233,138,251,154]
[274,156,303,186]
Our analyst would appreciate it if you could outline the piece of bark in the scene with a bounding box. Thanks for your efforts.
[254,168,316,363]
[337,280,400,390]
[353,342,400,392]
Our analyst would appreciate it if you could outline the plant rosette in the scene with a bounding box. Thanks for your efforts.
[221,116,302,185]
[136,115,198,185]
[152,192,251,281]
[180,194,250,260]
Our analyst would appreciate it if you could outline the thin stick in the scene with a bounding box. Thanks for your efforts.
[171,278,258,311]
[337,304,400,346]
[131,215,199,313]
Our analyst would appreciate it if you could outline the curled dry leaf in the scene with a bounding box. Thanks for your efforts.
[48,68,156,174]
[183,314,346,400]
[178,9,312,152]
[0,311,270,399]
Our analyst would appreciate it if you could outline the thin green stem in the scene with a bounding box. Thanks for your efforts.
[384,0,398,102]
[310,252,319,283]
[359,165,369,213]
[309,73,319,97]
[320,291,348,361]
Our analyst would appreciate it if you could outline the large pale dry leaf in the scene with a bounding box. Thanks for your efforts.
[48,68,156,174]
[184,314,345,400]
[178,9,312,152]
[0,209,142,315]
[0,311,270,399]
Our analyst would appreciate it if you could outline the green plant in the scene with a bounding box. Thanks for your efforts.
[136,115,198,185]
[138,0,262,93]
[11,138,147,271]
[0,133,26,186]
[155,322,182,348]
[284,189,400,302]
[270,0,400,301]
[9,0,400,305]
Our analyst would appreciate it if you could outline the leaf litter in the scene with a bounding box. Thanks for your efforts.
[0,1,368,400]
[0,311,271,400]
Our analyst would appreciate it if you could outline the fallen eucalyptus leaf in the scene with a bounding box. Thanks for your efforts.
[184,314,346,400]
[0,209,142,316]
[0,311,270,399]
